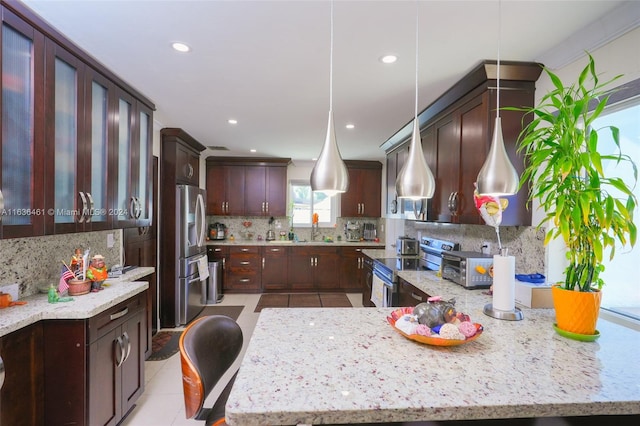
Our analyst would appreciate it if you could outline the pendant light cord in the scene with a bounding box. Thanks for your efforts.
[414,0,419,122]
[496,0,501,118]
[329,0,334,113]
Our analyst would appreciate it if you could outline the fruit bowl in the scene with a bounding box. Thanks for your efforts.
[386,306,483,347]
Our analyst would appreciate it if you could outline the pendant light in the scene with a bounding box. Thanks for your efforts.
[310,0,349,196]
[395,1,435,201]
[476,0,519,196]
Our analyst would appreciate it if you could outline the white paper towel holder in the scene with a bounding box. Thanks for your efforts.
[483,248,524,321]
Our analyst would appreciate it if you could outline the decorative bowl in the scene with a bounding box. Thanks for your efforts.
[386,307,483,347]
[68,279,91,296]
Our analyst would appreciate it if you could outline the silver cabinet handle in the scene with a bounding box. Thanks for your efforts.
[239,278,250,283]
[78,191,88,223]
[122,331,131,363]
[110,307,129,321]
[129,197,136,219]
[0,354,5,390]
[262,258,265,269]
[222,258,225,269]
[265,201,269,213]
[115,336,125,367]
[214,248,222,252]
[269,248,281,252]
[361,203,365,215]
[240,261,250,265]
[261,202,265,213]
[184,163,194,179]
[86,192,95,223]
[310,257,314,267]
[411,293,423,301]
[240,248,249,252]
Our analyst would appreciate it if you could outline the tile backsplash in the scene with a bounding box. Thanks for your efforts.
[0,230,122,298]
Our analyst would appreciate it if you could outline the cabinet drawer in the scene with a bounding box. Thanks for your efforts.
[229,246,260,255]
[88,292,145,341]
[228,254,260,270]
[227,274,261,290]
[399,280,430,306]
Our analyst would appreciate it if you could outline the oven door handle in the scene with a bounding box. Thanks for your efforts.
[373,268,392,286]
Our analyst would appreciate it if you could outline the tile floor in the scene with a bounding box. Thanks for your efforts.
[121,292,364,426]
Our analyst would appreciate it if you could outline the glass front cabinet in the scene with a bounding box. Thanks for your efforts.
[0,3,153,239]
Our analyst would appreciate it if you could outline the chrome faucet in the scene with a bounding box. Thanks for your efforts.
[311,223,320,241]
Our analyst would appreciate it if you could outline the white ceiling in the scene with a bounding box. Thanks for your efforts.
[20,0,637,162]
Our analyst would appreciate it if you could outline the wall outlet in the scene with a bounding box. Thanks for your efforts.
[2,283,19,300]
[107,233,115,248]
[481,241,491,254]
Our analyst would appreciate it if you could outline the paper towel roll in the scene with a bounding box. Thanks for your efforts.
[493,255,515,311]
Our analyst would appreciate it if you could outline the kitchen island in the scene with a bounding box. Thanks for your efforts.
[225,269,640,425]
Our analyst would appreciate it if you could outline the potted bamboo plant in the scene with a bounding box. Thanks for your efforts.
[513,54,638,338]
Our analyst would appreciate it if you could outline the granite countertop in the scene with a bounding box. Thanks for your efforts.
[0,266,153,338]
[226,269,640,425]
[207,240,386,247]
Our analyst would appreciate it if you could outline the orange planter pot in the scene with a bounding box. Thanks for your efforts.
[552,285,602,336]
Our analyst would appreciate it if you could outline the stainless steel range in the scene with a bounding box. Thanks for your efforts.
[419,237,460,271]
[371,257,421,307]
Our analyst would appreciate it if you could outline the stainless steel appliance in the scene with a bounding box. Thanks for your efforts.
[396,237,419,256]
[441,251,494,289]
[345,221,362,242]
[371,257,421,307]
[362,222,377,241]
[175,184,208,325]
[419,237,460,271]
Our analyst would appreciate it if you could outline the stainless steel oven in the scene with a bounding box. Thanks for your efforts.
[419,237,460,271]
[371,257,421,307]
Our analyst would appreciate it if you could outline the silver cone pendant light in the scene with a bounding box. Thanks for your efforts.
[476,0,519,196]
[395,1,435,201]
[310,110,349,196]
[310,0,348,196]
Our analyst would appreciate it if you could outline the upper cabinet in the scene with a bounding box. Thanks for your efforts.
[206,157,291,217]
[383,61,542,226]
[0,9,45,239]
[0,1,154,239]
[341,160,382,218]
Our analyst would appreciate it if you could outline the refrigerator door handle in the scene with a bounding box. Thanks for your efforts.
[195,192,206,247]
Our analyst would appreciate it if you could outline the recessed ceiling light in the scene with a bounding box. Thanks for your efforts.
[171,42,191,53]
[250,149,256,153]
[228,119,238,125]
[345,123,355,129]
[380,55,397,64]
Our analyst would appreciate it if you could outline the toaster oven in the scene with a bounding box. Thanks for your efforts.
[441,251,493,289]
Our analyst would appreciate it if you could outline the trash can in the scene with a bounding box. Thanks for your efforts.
[206,260,223,304]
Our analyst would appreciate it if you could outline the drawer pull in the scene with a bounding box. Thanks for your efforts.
[239,278,250,283]
[240,261,250,265]
[240,248,250,252]
[410,293,423,301]
[110,307,129,321]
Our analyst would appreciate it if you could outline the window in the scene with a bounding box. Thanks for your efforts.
[289,180,337,226]
[592,82,640,321]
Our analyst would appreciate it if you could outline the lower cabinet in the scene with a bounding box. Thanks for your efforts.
[339,246,368,291]
[287,246,339,291]
[226,246,262,292]
[262,246,288,291]
[0,323,44,426]
[43,291,147,426]
[398,278,430,306]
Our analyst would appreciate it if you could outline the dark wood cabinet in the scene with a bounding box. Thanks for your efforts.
[0,8,45,239]
[339,246,369,292]
[287,246,339,291]
[384,61,541,225]
[0,323,44,426]
[174,136,201,186]
[205,157,290,217]
[398,278,430,307]
[1,1,154,240]
[262,246,288,291]
[43,291,146,426]
[341,161,382,218]
[226,246,262,292]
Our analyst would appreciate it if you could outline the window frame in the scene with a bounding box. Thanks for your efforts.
[289,179,338,228]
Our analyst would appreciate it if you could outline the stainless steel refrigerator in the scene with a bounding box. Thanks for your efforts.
[175,184,208,326]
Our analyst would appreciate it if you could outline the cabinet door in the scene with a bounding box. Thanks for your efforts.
[44,39,86,235]
[0,323,44,426]
[288,248,314,291]
[434,116,460,222]
[89,327,120,426]
[112,89,137,228]
[0,11,45,239]
[176,143,199,186]
[339,247,364,290]
[206,164,226,215]
[262,246,288,290]
[340,168,362,217]
[265,166,287,216]
[243,165,266,216]
[134,102,153,227]
[82,68,113,231]
[225,166,245,215]
[120,309,145,417]
[360,168,381,217]
[314,248,339,290]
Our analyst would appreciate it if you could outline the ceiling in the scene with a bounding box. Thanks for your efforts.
[20,0,636,162]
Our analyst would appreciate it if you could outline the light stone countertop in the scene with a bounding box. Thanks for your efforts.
[226,268,640,425]
[0,266,153,337]
[207,240,385,247]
